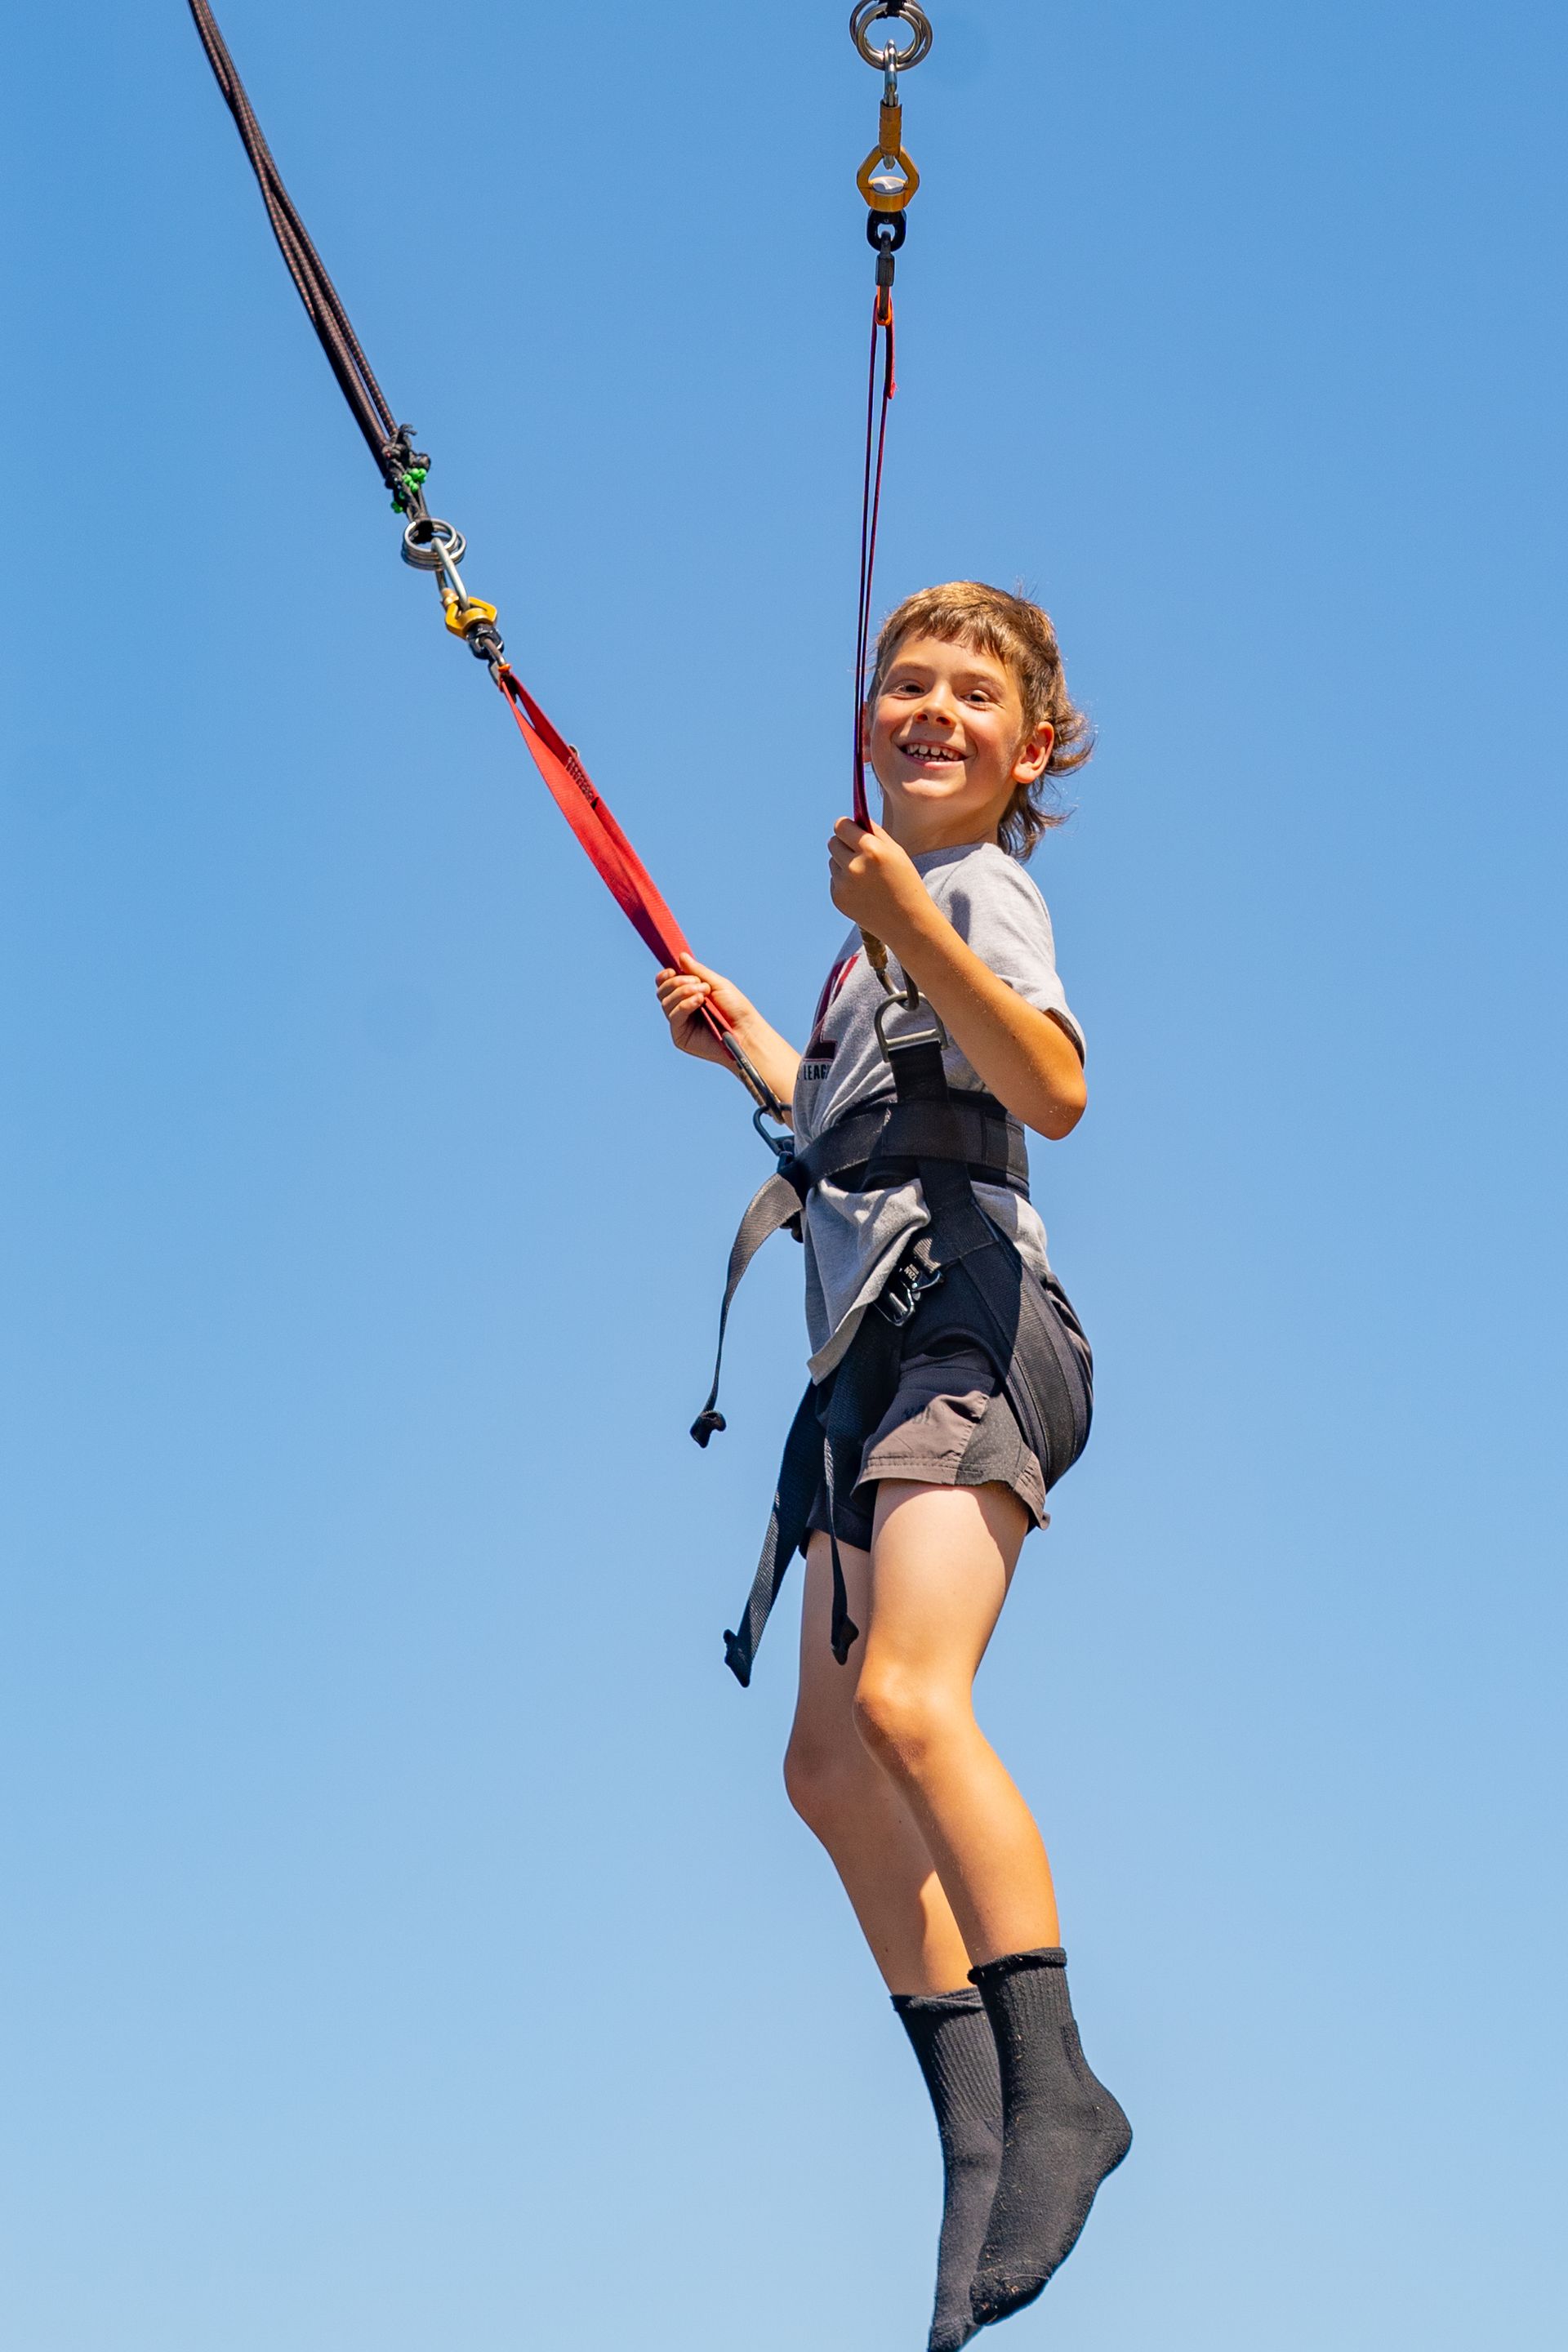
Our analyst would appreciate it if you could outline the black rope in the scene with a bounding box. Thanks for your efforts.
[853,250,898,829]
[185,1,424,502]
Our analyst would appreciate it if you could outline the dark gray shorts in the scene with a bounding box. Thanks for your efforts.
[804,1338,1048,1552]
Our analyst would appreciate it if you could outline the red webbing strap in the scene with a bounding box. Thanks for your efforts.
[492,664,765,1090]
[853,285,897,830]
[494,664,693,964]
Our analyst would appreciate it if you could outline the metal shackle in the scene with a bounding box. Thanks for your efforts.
[849,0,933,73]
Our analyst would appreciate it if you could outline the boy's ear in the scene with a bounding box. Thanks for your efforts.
[1013,720,1055,784]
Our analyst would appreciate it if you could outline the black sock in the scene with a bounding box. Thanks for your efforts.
[893,1989,1004,2352]
[967,1949,1131,2327]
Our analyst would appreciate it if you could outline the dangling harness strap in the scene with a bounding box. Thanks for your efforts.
[721,1383,826,1687]
[690,1169,808,1447]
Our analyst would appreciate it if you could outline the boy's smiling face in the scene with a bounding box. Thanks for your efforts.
[864,632,1055,852]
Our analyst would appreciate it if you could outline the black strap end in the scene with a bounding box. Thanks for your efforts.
[723,1630,753,1688]
[691,1409,727,1449]
[830,1614,861,1667]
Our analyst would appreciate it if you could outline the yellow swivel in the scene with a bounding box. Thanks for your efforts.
[858,96,920,211]
[443,590,500,640]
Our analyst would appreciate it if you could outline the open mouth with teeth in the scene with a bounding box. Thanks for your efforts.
[898,739,964,765]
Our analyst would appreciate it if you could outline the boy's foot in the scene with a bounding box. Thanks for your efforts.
[967,1948,1132,2327]
[893,1988,1004,2352]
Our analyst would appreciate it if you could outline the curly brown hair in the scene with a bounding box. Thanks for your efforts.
[869,581,1094,859]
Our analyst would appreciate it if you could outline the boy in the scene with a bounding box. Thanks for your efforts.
[658,582,1129,2346]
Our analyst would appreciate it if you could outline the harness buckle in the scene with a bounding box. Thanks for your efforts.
[875,1250,944,1326]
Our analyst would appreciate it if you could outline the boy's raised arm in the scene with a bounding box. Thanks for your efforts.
[655,956,802,1120]
[827,820,1087,1142]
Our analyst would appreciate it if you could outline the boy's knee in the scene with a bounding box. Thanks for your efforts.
[853,1668,955,1780]
[784,1717,885,1839]
[783,1731,849,1835]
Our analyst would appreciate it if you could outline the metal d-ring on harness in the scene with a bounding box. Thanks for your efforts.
[184,0,791,1137]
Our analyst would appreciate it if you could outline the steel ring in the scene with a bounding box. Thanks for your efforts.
[400,516,466,572]
[849,0,933,72]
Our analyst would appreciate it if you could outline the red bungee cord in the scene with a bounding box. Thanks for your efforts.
[492,668,759,1085]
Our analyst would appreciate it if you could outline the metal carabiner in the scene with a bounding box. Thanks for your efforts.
[752,1102,795,1160]
[870,951,920,1006]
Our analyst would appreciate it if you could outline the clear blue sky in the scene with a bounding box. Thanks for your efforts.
[4,4,1565,2346]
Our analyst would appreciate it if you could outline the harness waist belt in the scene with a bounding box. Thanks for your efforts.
[792,1090,1030,1199]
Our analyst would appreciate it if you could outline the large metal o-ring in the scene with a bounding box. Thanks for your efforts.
[400,516,466,572]
[849,0,933,72]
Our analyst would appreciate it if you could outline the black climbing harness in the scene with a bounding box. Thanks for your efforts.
[694,998,1094,1689]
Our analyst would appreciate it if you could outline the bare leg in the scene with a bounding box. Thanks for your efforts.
[852,1481,1060,1967]
[785,1481,1126,2336]
[784,1530,973,1994]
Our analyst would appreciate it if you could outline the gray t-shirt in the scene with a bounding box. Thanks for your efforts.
[793,841,1085,1379]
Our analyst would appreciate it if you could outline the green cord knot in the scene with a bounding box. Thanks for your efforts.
[390,464,430,513]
